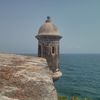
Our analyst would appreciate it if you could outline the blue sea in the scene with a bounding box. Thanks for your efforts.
[55,54,100,100]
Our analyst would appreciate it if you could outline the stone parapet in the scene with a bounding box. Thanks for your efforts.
[0,53,58,100]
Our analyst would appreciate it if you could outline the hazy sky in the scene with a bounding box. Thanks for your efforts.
[0,0,100,54]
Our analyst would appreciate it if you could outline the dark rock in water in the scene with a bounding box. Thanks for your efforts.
[0,53,58,100]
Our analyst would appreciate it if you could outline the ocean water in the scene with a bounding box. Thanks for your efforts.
[55,54,100,100]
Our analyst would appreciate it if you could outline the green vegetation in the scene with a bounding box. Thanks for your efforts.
[58,95,92,100]
[58,95,68,100]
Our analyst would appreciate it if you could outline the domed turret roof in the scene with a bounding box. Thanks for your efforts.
[38,17,60,36]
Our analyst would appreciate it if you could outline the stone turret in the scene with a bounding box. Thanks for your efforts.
[36,17,62,80]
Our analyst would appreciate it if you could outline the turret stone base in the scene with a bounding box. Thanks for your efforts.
[52,71,62,81]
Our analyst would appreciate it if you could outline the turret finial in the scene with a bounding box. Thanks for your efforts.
[46,16,51,22]
[47,16,50,20]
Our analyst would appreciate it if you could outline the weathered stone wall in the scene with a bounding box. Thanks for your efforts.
[0,53,58,100]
